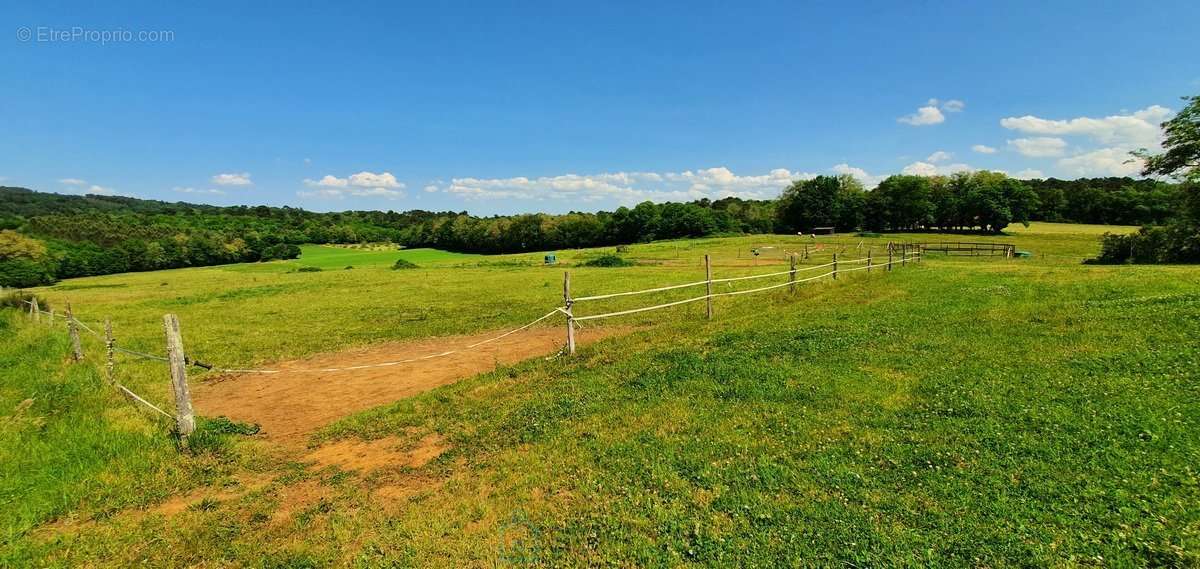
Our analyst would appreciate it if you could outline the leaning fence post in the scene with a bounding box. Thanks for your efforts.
[104,318,115,384]
[32,298,40,322]
[162,314,196,444]
[66,303,83,362]
[705,254,713,319]
[832,253,838,280]
[563,272,576,355]
[788,254,797,293]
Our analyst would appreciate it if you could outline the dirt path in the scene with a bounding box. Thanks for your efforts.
[193,327,621,444]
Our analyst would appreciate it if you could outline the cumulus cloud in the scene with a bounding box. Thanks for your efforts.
[927,151,953,163]
[972,144,997,154]
[1008,137,1068,157]
[301,170,406,199]
[900,161,977,177]
[830,164,886,188]
[423,167,820,204]
[1000,105,1170,147]
[1057,148,1144,177]
[1000,105,1172,177]
[898,105,945,126]
[212,172,253,186]
[898,98,965,126]
[1012,169,1045,180]
[59,178,87,185]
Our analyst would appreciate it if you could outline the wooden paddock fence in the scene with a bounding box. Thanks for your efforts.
[15,248,924,449]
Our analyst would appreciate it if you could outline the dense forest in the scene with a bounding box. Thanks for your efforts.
[0,173,1188,286]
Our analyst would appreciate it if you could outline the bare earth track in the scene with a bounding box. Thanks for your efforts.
[193,326,622,444]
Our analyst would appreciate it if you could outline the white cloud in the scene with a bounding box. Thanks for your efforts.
[1008,137,1068,157]
[424,167,821,204]
[1000,105,1171,148]
[348,171,403,189]
[75,185,116,196]
[900,161,977,177]
[927,151,953,163]
[301,170,406,199]
[898,105,945,126]
[942,99,965,113]
[830,164,886,188]
[306,174,348,188]
[59,178,87,185]
[1012,169,1045,180]
[212,172,253,186]
[1057,148,1144,177]
[971,144,997,154]
[304,171,403,189]
[1000,104,1173,177]
[174,186,226,195]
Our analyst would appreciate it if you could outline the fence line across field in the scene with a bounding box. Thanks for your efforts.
[21,299,176,420]
[18,247,923,448]
[570,253,916,323]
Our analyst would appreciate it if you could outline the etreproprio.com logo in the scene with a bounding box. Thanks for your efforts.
[16,26,174,44]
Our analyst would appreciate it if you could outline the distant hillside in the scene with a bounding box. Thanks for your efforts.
[0,175,1182,287]
[0,186,775,287]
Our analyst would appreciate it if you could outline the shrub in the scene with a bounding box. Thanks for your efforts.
[296,266,322,273]
[583,254,634,267]
[392,258,419,270]
[1087,224,1200,264]
[0,290,48,312]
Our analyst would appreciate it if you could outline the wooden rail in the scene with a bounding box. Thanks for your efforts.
[909,241,1015,258]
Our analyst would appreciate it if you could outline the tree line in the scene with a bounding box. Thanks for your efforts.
[0,169,1191,286]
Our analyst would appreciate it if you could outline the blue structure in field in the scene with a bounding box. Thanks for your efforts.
[544,252,557,264]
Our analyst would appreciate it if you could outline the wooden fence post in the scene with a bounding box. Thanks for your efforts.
[888,247,893,271]
[66,303,83,362]
[832,253,838,280]
[162,314,195,444]
[788,254,797,293]
[704,254,713,319]
[867,249,873,273]
[902,244,908,267]
[104,318,115,384]
[32,298,40,322]
[563,272,576,355]
[48,308,55,327]
[803,243,809,260]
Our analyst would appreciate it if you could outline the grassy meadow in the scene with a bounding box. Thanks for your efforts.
[5,221,1199,566]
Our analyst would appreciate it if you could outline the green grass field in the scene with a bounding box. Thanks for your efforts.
[285,245,482,270]
[5,221,1198,566]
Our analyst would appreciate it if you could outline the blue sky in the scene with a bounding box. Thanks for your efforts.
[3,1,1198,214]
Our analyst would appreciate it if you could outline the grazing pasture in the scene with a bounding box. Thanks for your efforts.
[5,222,1197,567]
